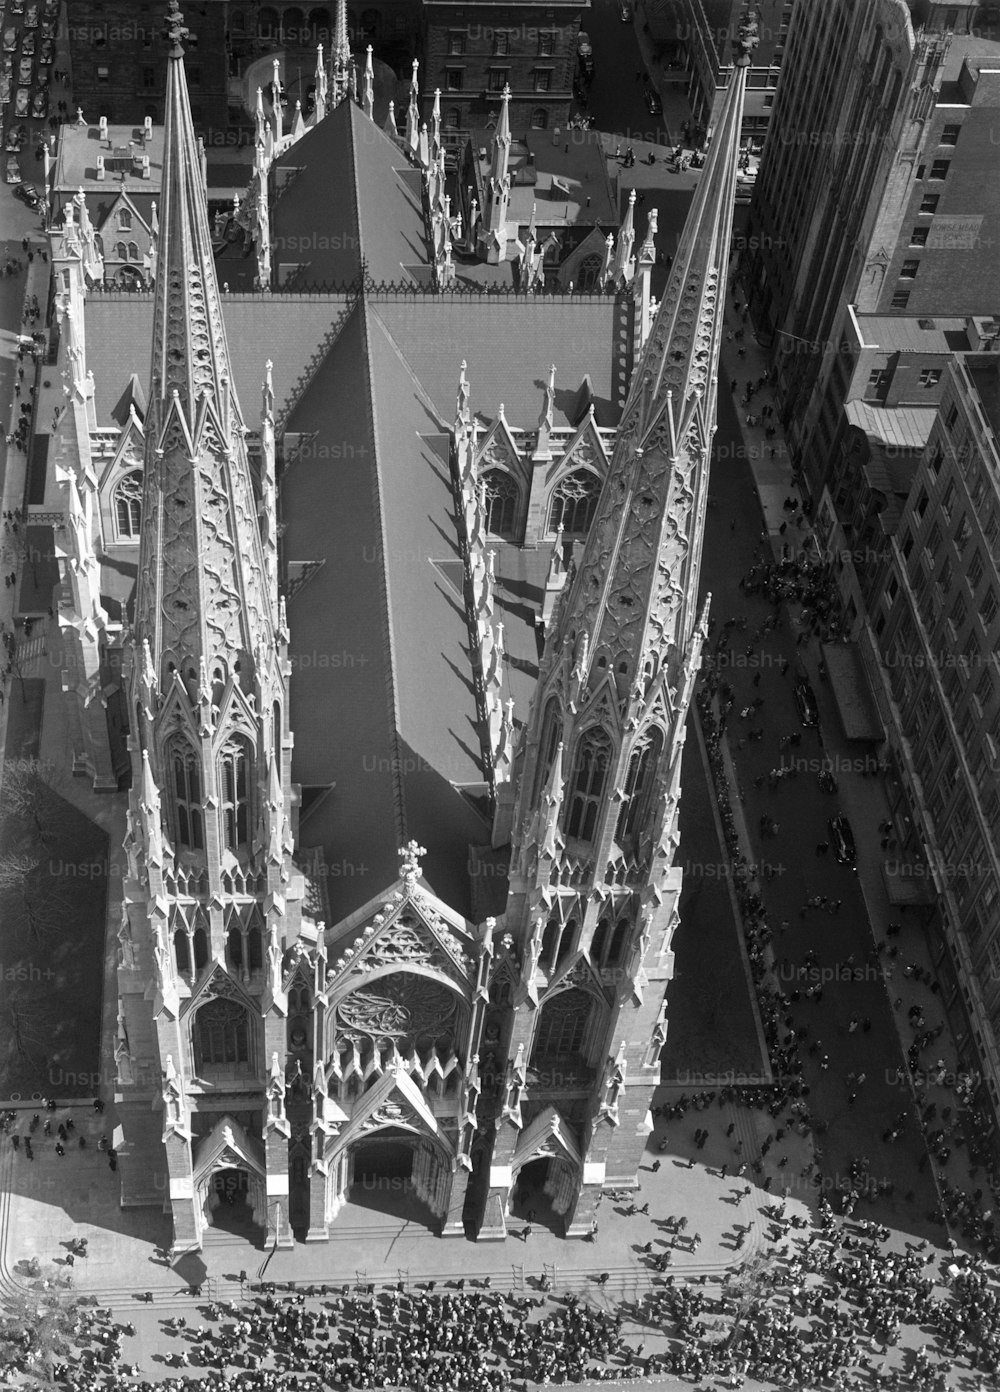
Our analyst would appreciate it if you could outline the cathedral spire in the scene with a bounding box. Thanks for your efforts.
[610,187,636,287]
[314,45,328,122]
[137,0,275,687]
[362,46,374,120]
[330,0,352,107]
[548,35,752,704]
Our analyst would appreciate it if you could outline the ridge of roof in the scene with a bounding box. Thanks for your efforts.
[355,295,409,845]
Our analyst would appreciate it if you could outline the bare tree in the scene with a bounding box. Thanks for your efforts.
[0,1283,79,1385]
[0,757,73,850]
[722,1248,786,1354]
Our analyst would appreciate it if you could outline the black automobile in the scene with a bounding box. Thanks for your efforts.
[12,182,40,209]
[829,814,856,865]
[794,677,819,727]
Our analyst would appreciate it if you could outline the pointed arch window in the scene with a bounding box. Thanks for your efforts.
[615,726,663,848]
[531,107,549,130]
[174,928,191,976]
[195,997,250,1068]
[531,695,562,804]
[115,241,128,261]
[531,986,590,1066]
[608,917,630,966]
[127,241,140,262]
[482,468,519,538]
[590,916,610,965]
[118,207,132,230]
[219,737,252,851]
[565,726,613,843]
[549,469,600,535]
[114,470,143,539]
[170,740,204,850]
[576,253,603,292]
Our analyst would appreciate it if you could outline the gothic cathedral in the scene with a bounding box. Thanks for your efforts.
[112,0,756,1252]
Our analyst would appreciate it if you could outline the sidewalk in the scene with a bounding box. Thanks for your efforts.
[715,279,987,1235]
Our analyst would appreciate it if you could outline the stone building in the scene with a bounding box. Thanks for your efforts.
[50,0,753,1251]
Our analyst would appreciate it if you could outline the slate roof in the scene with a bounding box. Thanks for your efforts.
[281,299,489,921]
[271,99,431,290]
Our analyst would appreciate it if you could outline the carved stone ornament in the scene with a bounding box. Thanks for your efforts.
[338,973,458,1043]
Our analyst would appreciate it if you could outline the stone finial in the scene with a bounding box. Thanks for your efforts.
[399,840,427,886]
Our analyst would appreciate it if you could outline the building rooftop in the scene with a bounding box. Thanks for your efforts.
[472,127,617,231]
[53,120,164,192]
[845,400,938,451]
[854,314,975,353]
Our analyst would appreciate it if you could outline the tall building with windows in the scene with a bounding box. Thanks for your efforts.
[66,0,586,149]
[851,353,1000,1137]
[52,0,751,1252]
[741,0,1000,481]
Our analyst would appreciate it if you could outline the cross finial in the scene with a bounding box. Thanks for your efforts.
[166,0,189,57]
[399,841,427,886]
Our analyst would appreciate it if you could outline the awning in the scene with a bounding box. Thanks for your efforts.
[821,641,884,742]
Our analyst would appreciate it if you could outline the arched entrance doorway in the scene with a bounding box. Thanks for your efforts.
[509,1157,561,1232]
[207,1167,256,1232]
[349,1127,433,1222]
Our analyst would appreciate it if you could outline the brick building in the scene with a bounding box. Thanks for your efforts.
[66,0,586,149]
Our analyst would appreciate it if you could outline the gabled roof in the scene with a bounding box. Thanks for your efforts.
[271,98,430,289]
[110,372,147,427]
[281,296,488,926]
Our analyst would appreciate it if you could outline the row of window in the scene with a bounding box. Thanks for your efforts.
[447,31,558,58]
[482,467,599,539]
[171,738,251,853]
[441,67,555,94]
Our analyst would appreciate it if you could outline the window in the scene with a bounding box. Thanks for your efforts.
[576,252,602,291]
[445,69,464,91]
[982,589,999,627]
[493,31,509,55]
[891,291,910,309]
[976,667,994,711]
[482,469,519,537]
[949,592,967,632]
[171,742,204,850]
[531,987,589,1062]
[534,68,552,92]
[114,470,142,538]
[127,241,140,262]
[928,445,943,477]
[195,998,249,1068]
[955,515,972,553]
[941,479,956,521]
[219,737,251,850]
[142,67,155,89]
[919,368,942,388]
[940,124,960,145]
[532,696,562,804]
[868,368,890,392]
[447,31,465,55]
[550,469,600,535]
[114,241,128,261]
[615,727,663,846]
[916,489,929,519]
[174,930,191,975]
[946,404,959,430]
[969,551,984,591]
[538,31,554,56]
[902,532,914,560]
[927,521,942,555]
[530,106,549,130]
[445,107,461,130]
[590,917,610,965]
[899,259,920,279]
[919,193,940,214]
[488,67,510,92]
[909,227,928,247]
[929,159,951,179]
[565,727,613,842]
[96,65,110,82]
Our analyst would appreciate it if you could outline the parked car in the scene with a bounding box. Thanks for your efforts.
[5,154,21,181]
[5,121,26,151]
[40,19,55,41]
[21,31,34,56]
[44,0,59,14]
[793,677,819,727]
[2,27,17,53]
[0,75,10,106]
[9,0,25,14]
[24,3,39,27]
[30,86,45,117]
[38,37,53,64]
[18,54,32,84]
[644,87,663,115]
[829,814,856,865]
[12,181,39,209]
[14,85,29,116]
[2,53,15,77]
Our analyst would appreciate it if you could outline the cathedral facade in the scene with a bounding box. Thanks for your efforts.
[51,0,756,1252]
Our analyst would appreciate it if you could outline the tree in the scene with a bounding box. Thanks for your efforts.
[722,1248,786,1354]
[0,1282,80,1385]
